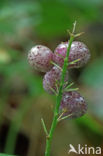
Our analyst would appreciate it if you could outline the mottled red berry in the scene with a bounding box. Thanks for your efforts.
[53,41,90,69]
[43,66,69,94]
[60,91,87,119]
[28,45,53,72]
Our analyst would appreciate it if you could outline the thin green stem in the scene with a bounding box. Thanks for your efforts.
[41,118,48,136]
[44,26,75,156]
[64,87,79,92]
[51,61,62,71]
[57,109,67,121]
[58,114,72,122]
[64,82,74,90]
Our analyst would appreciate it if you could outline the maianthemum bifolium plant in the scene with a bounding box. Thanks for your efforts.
[28,22,91,156]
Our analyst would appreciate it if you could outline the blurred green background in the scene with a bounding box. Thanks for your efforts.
[0,0,103,156]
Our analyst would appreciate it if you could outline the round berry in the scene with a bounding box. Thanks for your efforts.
[43,66,69,94]
[28,45,53,72]
[53,41,90,69]
[60,91,87,119]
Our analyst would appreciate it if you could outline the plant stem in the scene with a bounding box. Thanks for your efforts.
[45,30,75,156]
[41,118,48,136]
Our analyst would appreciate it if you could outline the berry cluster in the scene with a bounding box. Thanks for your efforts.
[28,41,90,119]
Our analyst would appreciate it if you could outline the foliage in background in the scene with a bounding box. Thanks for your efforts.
[0,0,103,155]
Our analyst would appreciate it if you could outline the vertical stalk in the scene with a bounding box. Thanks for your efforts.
[45,32,75,156]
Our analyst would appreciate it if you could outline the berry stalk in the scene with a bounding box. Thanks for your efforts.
[45,23,76,156]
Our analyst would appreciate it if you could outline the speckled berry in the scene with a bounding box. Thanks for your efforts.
[60,91,87,119]
[28,45,53,72]
[53,41,90,69]
[43,66,69,94]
